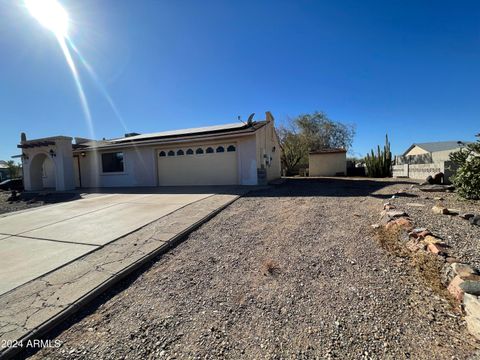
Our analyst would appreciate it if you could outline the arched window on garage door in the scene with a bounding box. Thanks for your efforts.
[196,148,204,155]
[206,147,214,154]
[177,149,184,156]
[168,150,175,156]
[159,151,166,157]
[186,149,194,155]
[216,146,225,153]
[227,145,236,152]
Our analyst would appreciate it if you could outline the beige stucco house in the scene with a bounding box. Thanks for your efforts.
[18,112,281,191]
[401,141,467,163]
[308,148,347,177]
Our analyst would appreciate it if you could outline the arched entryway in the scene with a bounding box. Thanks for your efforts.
[29,153,56,191]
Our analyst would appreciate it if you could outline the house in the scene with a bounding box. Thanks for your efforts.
[401,141,468,163]
[18,112,281,191]
[393,141,468,182]
[0,161,9,182]
[308,148,347,177]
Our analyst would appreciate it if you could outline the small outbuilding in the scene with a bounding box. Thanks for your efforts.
[309,148,347,177]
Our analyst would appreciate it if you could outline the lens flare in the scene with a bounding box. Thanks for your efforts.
[25,0,69,38]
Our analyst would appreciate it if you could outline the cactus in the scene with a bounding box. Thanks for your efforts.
[365,135,392,177]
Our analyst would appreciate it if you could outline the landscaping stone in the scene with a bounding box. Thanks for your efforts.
[459,213,475,220]
[420,184,455,192]
[463,294,480,340]
[469,215,480,226]
[427,243,448,256]
[459,275,480,296]
[385,217,413,230]
[423,235,443,245]
[432,205,449,215]
[433,172,444,185]
[386,210,408,218]
[447,275,465,302]
[451,263,478,278]
[446,209,460,216]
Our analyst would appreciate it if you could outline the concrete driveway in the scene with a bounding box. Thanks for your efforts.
[0,191,213,295]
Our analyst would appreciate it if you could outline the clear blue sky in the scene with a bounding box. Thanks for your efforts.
[1,0,479,161]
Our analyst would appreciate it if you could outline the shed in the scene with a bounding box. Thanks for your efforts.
[309,148,347,177]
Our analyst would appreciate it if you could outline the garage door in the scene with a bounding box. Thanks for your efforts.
[157,144,238,186]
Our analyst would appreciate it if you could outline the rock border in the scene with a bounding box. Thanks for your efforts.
[373,202,480,341]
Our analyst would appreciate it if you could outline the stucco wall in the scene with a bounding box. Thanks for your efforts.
[255,120,281,182]
[77,135,259,187]
[309,152,347,177]
[405,145,429,156]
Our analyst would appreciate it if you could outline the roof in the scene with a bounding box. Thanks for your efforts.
[75,121,267,150]
[309,148,347,155]
[403,141,468,156]
[110,122,261,144]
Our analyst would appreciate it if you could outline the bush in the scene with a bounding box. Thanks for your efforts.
[449,135,480,200]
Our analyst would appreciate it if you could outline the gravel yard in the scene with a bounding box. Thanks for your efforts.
[30,178,479,359]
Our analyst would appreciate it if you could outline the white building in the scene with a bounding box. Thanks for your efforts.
[18,112,281,191]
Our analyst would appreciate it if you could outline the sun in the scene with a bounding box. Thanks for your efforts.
[24,0,69,38]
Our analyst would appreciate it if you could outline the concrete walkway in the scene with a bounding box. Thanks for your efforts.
[0,188,247,358]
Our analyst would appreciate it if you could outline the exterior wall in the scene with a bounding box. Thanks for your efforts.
[432,148,461,162]
[405,145,429,156]
[77,135,259,187]
[393,161,456,184]
[309,152,347,177]
[21,138,75,191]
[78,146,157,188]
[255,120,281,182]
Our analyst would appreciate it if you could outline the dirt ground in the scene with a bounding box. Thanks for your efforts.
[29,178,480,359]
[0,191,81,215]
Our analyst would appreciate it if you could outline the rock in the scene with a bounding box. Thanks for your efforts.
[463,294,480,340]
[427,243,448,255]
[451,263,478,278]
[371,224,381,229]
[423,235,443,245]
[434,196,444,201]
[447,275,465,302]
[386,210,408,218]
[459,275,480,295]
[470,215,480,226]
[432,172,444,184]
[432,205,449,215]
[446,209,460,215]
[419,184,455,192]
[426,175,434,185]
[459,213,475,220]
[441,263,455,286]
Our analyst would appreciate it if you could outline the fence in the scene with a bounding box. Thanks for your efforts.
[393,161,457,183]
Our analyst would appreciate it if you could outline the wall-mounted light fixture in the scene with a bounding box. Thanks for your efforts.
[272,146,276,152]
[80,151,86,157]
[49,149,56,158]
[22,152,29,161]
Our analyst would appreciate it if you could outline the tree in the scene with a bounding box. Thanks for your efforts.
[278,111,355,175]
[6,161,21,179]
[449,135,480,200]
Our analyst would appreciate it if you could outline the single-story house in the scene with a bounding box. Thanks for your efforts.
[393,140,469,182]
[308,148,346,177]
[400,141,468,163]
[18,112,281,191]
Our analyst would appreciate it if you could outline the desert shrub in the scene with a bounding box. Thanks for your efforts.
[449,134,480,200]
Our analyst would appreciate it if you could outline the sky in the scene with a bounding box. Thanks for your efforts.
[0,0,479,161]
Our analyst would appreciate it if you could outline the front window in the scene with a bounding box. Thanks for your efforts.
[101,152,124,173]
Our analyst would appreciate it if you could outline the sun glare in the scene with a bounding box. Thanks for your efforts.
[25,0,69,38]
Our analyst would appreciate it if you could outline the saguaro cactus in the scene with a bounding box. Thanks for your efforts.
[365,135,392,177]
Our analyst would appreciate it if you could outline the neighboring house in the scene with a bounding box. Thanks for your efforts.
[393,141,468,182]
[0,161,9,182]
[309,148,346,177]
[400,141,468,163]
[18,112,281,191]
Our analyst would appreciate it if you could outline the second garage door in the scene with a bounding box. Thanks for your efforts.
[157,144,238,186]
